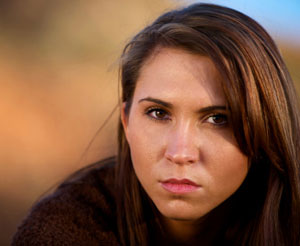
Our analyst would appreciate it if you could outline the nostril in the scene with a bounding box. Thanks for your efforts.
[165,151,197,165]
[165,128,199,165]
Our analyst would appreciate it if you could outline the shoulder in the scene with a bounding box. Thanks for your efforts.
[12,157,120,246]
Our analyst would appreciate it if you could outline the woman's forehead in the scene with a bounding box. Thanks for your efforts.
[134,47,226,107]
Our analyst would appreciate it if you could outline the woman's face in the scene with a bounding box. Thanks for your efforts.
[122,47,249,221]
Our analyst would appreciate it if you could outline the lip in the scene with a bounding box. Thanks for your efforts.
[160,178,200,194]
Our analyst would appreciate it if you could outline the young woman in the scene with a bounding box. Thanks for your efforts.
[13,3,300,246]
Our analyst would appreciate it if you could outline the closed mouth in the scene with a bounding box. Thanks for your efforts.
[160,178,200,193]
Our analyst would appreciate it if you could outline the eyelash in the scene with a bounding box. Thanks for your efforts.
[145,107,228,126]
[145,107,170,122]
[206,113,228,126]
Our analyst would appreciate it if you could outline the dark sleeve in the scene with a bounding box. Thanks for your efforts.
[12,164,119,246]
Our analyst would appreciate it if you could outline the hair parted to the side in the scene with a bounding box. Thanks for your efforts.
[116,3,300,245]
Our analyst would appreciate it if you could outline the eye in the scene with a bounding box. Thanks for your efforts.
[146,107,170,121]
[206,114,228,126]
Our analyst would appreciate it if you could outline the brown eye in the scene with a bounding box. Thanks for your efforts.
[146,108,170,121]
[207,114,227,125]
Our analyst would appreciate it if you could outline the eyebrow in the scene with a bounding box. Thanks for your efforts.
[138,97,172,108]
[138,97,227,113]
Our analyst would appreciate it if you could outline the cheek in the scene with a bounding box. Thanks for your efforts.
[127,127,159,172]
[204,141,249,198]
[125,118,166,187]
[127,116,166,160]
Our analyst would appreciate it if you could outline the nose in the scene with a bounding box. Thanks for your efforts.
[165,120,199,165]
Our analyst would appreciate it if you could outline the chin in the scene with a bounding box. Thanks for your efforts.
[155,200,210,221]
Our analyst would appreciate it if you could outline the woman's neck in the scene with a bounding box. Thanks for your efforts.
[158,202,231,245]
[162,218,202,244]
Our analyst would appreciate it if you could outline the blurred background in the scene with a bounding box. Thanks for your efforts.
[0,0,299,244]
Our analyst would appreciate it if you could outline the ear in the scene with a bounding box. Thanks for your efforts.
[121,102,130,142]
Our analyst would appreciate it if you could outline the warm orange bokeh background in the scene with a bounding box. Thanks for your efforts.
[0,1,299,245]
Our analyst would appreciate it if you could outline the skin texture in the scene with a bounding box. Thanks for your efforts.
[122,47,249,240]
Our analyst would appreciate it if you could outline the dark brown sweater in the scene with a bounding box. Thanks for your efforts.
[12,157,120,246]
[12,157,233,246]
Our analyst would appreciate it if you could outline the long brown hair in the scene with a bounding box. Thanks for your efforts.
[116,3,300,245]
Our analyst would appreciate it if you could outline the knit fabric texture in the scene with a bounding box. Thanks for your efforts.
[12,157,120,246]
